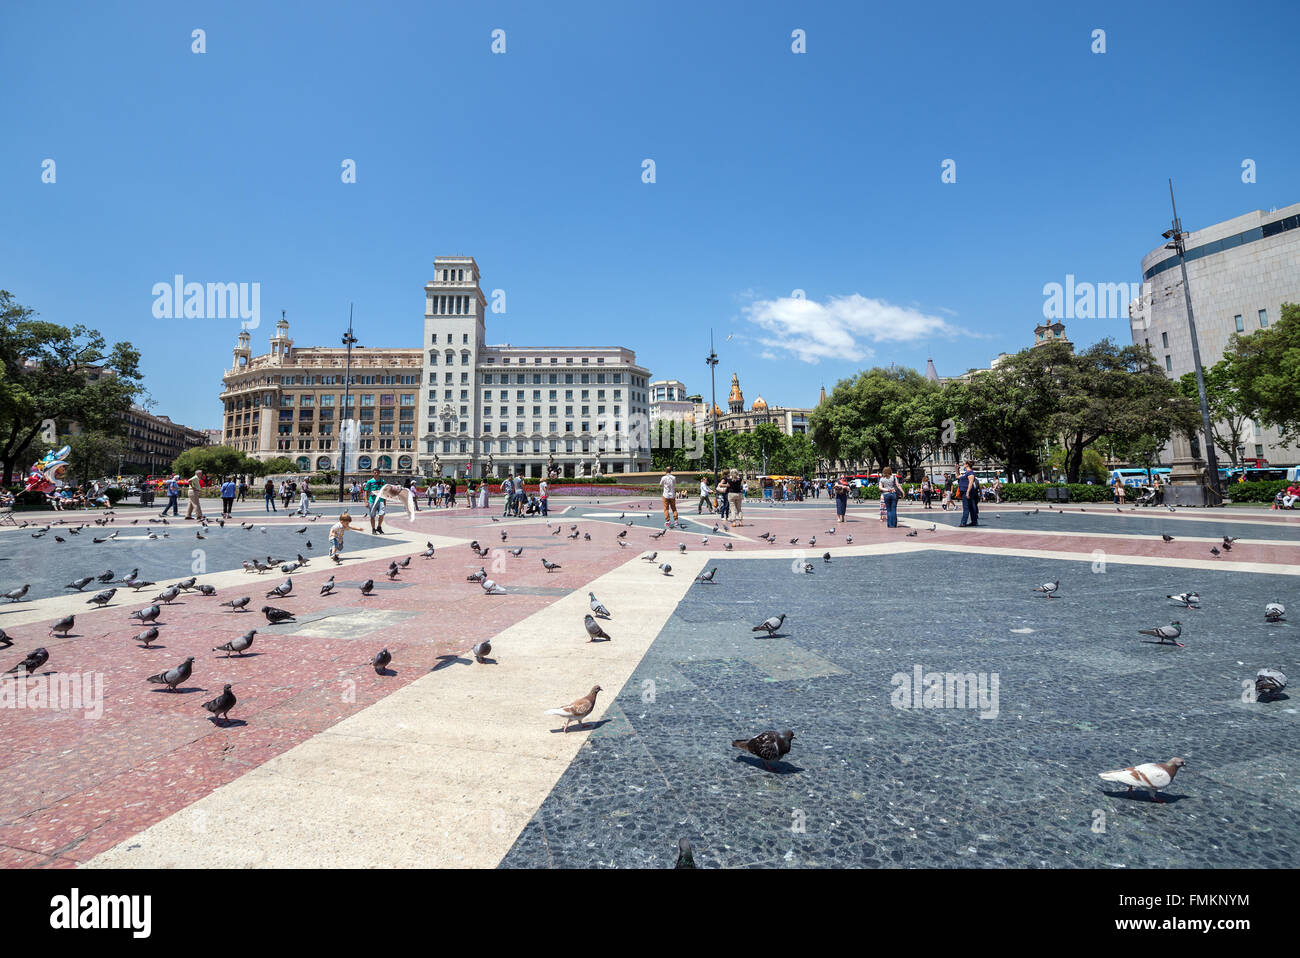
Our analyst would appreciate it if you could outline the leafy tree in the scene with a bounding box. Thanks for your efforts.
[59,431,128,484]
[172,445,248,479]
[1177,360,1253,467]
[258,456,299,476]
[1047,446,1108,483]
[1221,302,1300,443]
[0,291,141,484]
[810,367,929,472]
[949,358,1057,478]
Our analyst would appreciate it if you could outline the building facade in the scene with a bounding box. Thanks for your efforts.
[119,406,210,477]
[220,257,653,480]
[649,379,694,422]
[1128,201,1300,465]
[694,373,815,437]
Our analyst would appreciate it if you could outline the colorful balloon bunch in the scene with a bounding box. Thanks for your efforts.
[25,444,70,494]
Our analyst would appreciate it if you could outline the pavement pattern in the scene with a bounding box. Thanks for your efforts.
[0,495,1296,868]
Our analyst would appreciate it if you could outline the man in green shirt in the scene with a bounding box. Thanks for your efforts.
[363,469,386,534]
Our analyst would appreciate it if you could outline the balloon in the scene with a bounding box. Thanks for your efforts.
[25,445,71,495]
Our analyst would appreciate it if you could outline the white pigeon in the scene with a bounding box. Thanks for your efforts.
[1032,580,1060,598]
[1098,757,1185,802]
[1167,592,1200,608]
[480,578,505,595]
[1265,602,1285,623]
[1255,668,1287,699]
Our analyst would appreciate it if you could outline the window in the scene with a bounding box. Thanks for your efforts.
[1259,309,1268,328]
[1161,332,1168,348]
[1235,314,1244,332]
[1164,355,1172,371]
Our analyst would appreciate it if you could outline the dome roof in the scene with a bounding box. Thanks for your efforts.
[752,396,768,410]
[728,373,743,403]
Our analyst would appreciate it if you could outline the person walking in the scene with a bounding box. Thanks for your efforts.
[237,479,247,502]
[659,467,679,528]
[328,511,352,564]
[478,477,489,510]
[1112,476,1126,506]
[296,478,311,517]
[716,473,730,520]
[159,474,180,516]
[263,478,277,512]
[728,469,744,527]
[989,476,1003,504]
[833,473,850,524]
[958,461,981,527]
[878,467,901,528]
[364,468,386,534]
[185,470,206,520]
[220,476,237,517]
[446,478,456,509]
[698,475,712,514]
[921,475,933,509]
[539,476,549,516]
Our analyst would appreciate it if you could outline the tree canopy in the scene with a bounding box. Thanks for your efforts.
[1221,302,1300,444]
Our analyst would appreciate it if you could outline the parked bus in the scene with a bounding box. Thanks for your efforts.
[1109,467,1171,488]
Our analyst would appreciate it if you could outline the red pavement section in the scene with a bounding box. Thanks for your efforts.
[0,498,1295,867]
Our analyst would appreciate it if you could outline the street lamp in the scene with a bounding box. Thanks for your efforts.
[706,331,719,475]
[1163,179,1222,502]
[337,304,357,503]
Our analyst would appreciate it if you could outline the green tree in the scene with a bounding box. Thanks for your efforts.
[949,357,1057,478]
[172,444,247,479]
[810,367,933,472]
[1221,302,1300,443]
[60,431,128,484]
[0,291,141,484]
[259,456,299,475]
[1177,360,1253,467]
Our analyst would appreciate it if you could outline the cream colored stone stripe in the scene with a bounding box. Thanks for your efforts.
[85,550,708,869]
[896,517,1300,548]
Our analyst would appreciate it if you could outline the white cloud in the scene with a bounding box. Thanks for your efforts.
[742,292,958,364]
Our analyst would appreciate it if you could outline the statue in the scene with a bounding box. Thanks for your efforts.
[577,458,587,478]
[486,453,496,478]
[592,452,602,479]
[432,453,441,476]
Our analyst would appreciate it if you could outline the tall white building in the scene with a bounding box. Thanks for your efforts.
[649,379,694,421]
[418,256,652,478]
[1128,202,1300,465]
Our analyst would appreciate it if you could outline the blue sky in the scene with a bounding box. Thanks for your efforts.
[4,0,1298,429]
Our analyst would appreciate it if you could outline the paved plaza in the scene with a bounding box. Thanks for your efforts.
[0,495,1296,868]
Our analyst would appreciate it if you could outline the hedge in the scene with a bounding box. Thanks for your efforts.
[1222,480,1290,503]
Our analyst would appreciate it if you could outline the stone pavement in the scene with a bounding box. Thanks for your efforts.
[0,496,1296,868]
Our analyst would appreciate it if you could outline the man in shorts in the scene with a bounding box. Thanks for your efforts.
[364,468,386,534]
[660,467,678,528]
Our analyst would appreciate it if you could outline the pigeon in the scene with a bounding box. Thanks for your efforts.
[567,530,579,539]
[320,576,336,596]
[214,631,256,657]
[147,656,194,691]
[116,569,141,586]
[6,647,49,675]
[399,557,411,568]
[130,605,161,623]
[731,729,795,770]
[679,543,687,553]
[152,585,181,605]
[1161,533,1174,542]
[1137,621,1184,647]
[588,592,611,618]
[501,531,508,542]
[675,838,696,869]
[544,685,602,731]
[4,584,30,603]
[85,587,117,607]
[723,542,733,551]
[305,541,312,549]
[1265,602,1285,623]
[642,552,658,563]
[1032,580,1060,598]
[196,530,205,540]
[752,613,786,636]
[370,648,392,674]
[49,615,75,636]
[695,567,717,583]
[617,540,627,549]
[65,576,94,591]
[1221,541,1232,552]
[659,563,672,576]
[0,629,10,648]
[1255,668,1287,701]
[481,578,505,595]
[359,579,375,596]
[386,566,400,580]
[1210,546,1221,557]
[421,545,435,559]
[295,527,306,534]
[551,527,562,536]
[202,684,237,723]
[470,640,492,664]
[1167,592,1200,608]
[617,530,627,539]
[1098,757,1184,802]
[906,530,918,537]
[541,558,561,572]
[508,546,523,557]
[800,561,815,574]
[466,567,487,583]
[221,596,251,612]
[134,626,160,647]
[583,533,591,541]
[808,536,816,547]
[845,535,853,544]
[789,538,798,545]
[584,614,611,642]
[280,562,301,575]
[650,529,665,540]
[823,552,831,562]
[196,584,217,596]
[262,606,295,624]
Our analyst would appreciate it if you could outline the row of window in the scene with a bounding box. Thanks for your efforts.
[1144,214,1300,281]
[272,374,419,386]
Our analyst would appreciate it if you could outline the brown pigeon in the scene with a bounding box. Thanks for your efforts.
[545,685,602,731]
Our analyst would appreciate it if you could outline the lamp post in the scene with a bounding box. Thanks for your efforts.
[706,331,719,475]
[337,304,357,503]
[1162,179,1222,502]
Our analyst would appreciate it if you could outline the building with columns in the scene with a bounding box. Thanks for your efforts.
[694,372,816,437]
[220,258,653,480]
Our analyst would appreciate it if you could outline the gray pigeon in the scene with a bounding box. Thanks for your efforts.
[752,613,785,635]
[470,640,492,664]
[642,551,658,562]
[1167,592,1200,608]
[466,567,487,583]
[823,552,832,563]
[481,578,505,595]
[134,626,160,647]
[359,579,374,596]
[262,606,295,623]
[4,584,30,603]
[266,578,292,599]
[320,576,335,596]
[6,647,49,675]
[731,729,795,770]
[1255,668,1287,701]
[724,542,733,551]
[694,567,717,583]
[130,605,161,623]
[49,614,76,636]
[675,837,696,869]
[659,563,672,576]
[371,648,392,674]
[87,588,116,607]
[508,546,523,557]
[147,656,194,691]
[421,545,435,558]
[584,614,611,642]
[65,576,94,591]
[221,596,251,612]
[153,586,181,605]
[97,570,115,583]
[214,630,256,657]
[0,629,11,648]
[541,558,561,572]
[1032,580,1060,598]
[588,592,611,618]
[1138,621,1184,647]
[202,684,237,723]
[196,584,217,596]
[1265,602,1285,623]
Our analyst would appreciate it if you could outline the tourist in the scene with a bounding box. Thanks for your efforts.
[660,466,679,528]
[989,476,1002,504]
[478,478,490,510]
[328,511,352,564]
[921,474,934,509]
[728,469,744,526]
[716,473,730,519]
[958,461,981,527]
[263,478,277,512]
[426,483,435,508]
[446,478,456,508]
[833,472,850,524]
[698,475,712,514]
[364,468,386,534]
[296,477,311,516]
[220,476,237,517]
[879,467,901,528]
[1113,476,1126,505]
[185,469,205,520]
[539,476,549,516]
[162,474,181,516]
[237,479,248,502]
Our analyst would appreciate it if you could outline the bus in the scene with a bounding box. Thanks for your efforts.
[1222,466,1293,483]
[1109,467,1171,488]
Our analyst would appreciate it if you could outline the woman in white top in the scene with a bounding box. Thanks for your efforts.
[878,467,902,528]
